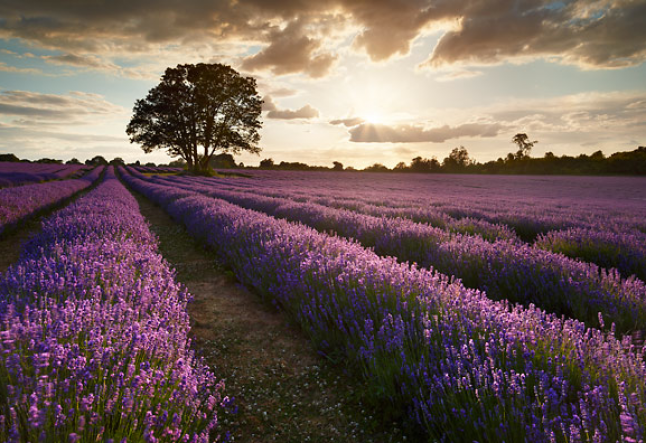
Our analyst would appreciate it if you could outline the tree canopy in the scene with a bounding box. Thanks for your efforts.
[512,133,538,159]
[126,63,263,174]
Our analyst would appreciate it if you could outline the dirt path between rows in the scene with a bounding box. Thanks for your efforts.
[0,217,41,273]
[133,192,408,443]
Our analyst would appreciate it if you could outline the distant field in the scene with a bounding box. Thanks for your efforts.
[3,164,646,442]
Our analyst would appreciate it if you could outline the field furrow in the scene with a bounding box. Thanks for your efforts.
[121,167,646,443]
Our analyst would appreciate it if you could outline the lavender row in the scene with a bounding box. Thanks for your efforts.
[0,167,227,442]
[162,174,519,243]
[0,166,105,236]
[144,172,646,335]
[536,227,646,282]
[0,162,88,188]
[121,168,646,442]
[180,171,646,240]
[265,183,646,282]
[164,174,646,277]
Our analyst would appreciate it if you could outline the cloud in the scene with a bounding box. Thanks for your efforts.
[486,91,646,129]
[422,0,646,70]
[345,0,437,61]
[241,19,338,78]
[267,104,319,120]
[329,116,364,127]
[0,0,645,80]
[262,94,319,120]
[434,68,484,82]
[349,121,506,143]
[0,61,47,76]
[0,90,131,161]
[43,53,121,72]
[0,90,127,123]
[262,95,278,112]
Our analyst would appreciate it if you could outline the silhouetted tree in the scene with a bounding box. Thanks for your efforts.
[411,156,440,172]
[109,157,125,166]
[0,153,20,162]
[512,133,538,159]
[364,163,389,172]
[443,146,473,171]
[126,63,263,174]
[168,159,186,168]
[332,161,344,171]
[66,158,82,165]
[209,153,236,169]
[393,161,408,172]
[36,158,63,164]
[259,158,274,169]
[85,155,108,166]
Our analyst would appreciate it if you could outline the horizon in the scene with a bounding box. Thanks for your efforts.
[1,1,645,169]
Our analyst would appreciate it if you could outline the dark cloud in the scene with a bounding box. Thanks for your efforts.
[349,121,505,143]
[344,0,437,61]
[267,104,319,120]
[330,116,364,127]
[241,19,337,78]
[424,0,646,69]
[0,0,644,76]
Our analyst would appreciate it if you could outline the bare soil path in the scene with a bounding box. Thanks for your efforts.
[132,191,409,443]
[0,217,41,273]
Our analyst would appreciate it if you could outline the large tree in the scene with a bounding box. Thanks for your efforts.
[126,63,263,174]
[512,133,538,159]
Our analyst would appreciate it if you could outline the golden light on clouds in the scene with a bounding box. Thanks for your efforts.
[0,0,644,166]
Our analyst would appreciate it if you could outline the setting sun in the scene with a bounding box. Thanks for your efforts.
[363,111,386,125]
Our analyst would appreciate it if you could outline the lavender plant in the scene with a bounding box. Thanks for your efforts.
[0,163,88,188]
[0,167,228,442]
[121,168,646,442]
[141,173,646,335]
[0,166,105,236]
[536,226,646,282]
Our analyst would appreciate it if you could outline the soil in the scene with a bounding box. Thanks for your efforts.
[0,217,41,273]
[132,192,408,443]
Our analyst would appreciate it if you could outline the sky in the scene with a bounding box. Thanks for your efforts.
[0,0,645,169]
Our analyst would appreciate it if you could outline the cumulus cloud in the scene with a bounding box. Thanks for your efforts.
[263,94,319,119]
[267,104,319,120]
[0,89,130,161]
[349,121,506,143]
[0,0,644,78]
[422,0,646,69]
[345,0,437,61]
[241,19,338,78]
[485,91,646,133]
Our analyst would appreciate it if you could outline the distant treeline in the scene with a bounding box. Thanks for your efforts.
[3,146,645,175]
[254,146,646,175]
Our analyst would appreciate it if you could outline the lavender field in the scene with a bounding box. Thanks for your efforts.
[3,165,646,442]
